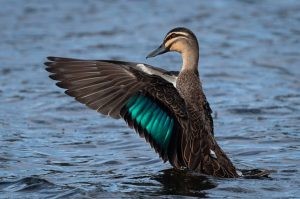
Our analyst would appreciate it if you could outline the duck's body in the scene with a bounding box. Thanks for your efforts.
[45,27,239,178]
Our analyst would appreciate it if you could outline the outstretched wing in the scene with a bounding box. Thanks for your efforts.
[45,57,187,165]
[46,57,146,119]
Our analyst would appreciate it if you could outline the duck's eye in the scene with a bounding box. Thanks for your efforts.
[165,33,177,41]
[169,33,177,39]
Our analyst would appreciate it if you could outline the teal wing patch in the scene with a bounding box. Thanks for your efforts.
[121,93,175,158]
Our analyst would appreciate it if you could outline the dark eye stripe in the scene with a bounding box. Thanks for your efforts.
[165,33,188,42]
[165,33,178,41]
[169,33,177,40]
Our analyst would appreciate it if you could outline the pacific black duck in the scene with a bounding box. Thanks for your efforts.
[45,27,240,178]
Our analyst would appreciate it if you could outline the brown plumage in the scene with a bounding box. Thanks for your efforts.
[45,27,240,178]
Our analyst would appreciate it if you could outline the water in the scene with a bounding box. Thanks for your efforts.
[0,0,299,198]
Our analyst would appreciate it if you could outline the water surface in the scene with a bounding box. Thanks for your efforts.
[0,0,299,198]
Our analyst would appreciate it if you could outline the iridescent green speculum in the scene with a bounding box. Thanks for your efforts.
[125,94,174,149]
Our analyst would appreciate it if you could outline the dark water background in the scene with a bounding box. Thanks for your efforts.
[0,0,299,198]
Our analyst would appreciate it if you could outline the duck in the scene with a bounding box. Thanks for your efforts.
[45,27,240,178]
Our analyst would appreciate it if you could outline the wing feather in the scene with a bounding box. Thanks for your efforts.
[45,57,187,166]
[45,57,145,119]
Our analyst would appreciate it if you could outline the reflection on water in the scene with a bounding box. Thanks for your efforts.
[153,169,216,197]
[0,0,299,198]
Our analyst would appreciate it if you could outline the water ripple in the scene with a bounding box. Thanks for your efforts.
[0,0,299,198]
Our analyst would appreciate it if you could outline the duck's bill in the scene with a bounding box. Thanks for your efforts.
[146,44,168,59]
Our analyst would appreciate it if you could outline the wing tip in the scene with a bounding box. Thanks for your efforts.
[47,56,71,61]
[46,56,83,62]
[56,81,69,89]
[47,56,57,61]
[44,61,53,67]
[49,73,59,80]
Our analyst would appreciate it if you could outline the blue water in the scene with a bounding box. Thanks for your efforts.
[0,0,299,198]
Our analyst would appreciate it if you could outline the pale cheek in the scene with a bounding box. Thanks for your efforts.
[170,42,184,52]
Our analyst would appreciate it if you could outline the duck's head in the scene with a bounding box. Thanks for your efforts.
[146,27,199,61]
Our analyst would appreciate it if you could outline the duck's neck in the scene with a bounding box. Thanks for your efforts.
[181,46,199,74]
[176,46,207,108]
